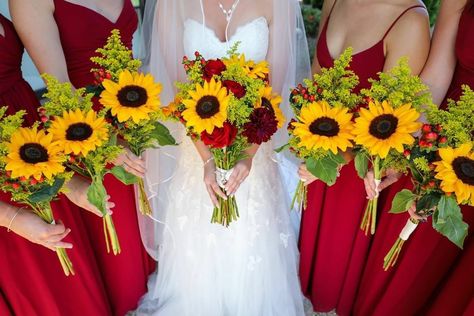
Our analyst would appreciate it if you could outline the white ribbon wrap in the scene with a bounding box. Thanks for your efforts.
[215,167,234,189]
[374,179,382,198]
[399,218,419,241]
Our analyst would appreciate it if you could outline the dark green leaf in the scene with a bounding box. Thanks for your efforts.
[108,132,118,147]
[354,152,369,179]
[389,189,416,214]
[416,192,441,213]
[328,152,346,165]
[109,165,139,185]
[87,178,108,215]
[85,85,103,97]
[274,143,290,153]
[152,122,177,146]
[306,156,339,186]
[432,196,469,248]
[28,178,66,203]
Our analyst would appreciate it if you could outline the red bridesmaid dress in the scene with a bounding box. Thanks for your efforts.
[298,3,425,314]
[0,13,112,316]
[353,7,474,316]
[52,1,155,314]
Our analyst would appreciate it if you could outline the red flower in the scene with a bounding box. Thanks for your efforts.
[222,80,246,99]
[201,121,238,148]
[203,59,226,81]
[243,108,278,145]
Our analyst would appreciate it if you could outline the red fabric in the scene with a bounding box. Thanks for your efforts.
[0,14,112,316]
[53,1,156,315]
[353,8,474,316]
[299,3,425,315]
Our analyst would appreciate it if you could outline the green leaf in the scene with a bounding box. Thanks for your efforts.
[109,165,139,185]
[152,122,177,146]
[274,143,290,153]
[28,178,66,204]
[329,152,346,165]
[85,85,103,97]
[108,132,118,147]
[416,192,441,213]
[354,152,369,179]
[433,196,469,248]
[306,156,339,186]
[389,189,416,214]
[87,178,108,215]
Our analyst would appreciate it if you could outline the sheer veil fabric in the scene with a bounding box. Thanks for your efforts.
[136,1,311,315]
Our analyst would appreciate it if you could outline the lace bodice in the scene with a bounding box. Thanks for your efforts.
[183,17,269,61]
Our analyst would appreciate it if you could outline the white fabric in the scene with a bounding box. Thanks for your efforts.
[136,1,311,315]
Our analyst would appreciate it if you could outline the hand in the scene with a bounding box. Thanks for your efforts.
[225,157,253,196]
[203,160,227,207]
[65,175,115,217]
[113,147,146,178]
[10,210,73,251]
[298,163,318,185]
[408,202,429,222]
[364,168,401,200]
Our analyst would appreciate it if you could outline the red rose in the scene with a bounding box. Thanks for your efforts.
[201,121,238,148]
[203,59,226,81]
[222,80,246,99]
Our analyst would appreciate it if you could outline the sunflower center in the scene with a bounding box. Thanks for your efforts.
[66,123,93,141]
[369,114,399,140]
[452,157,474,185]
[196,96,220,119]
[309,117,340,137]
[117,85,148,108]
[19,143,49,164]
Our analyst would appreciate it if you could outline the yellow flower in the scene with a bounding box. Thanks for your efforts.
[162,97,181,118]
[5,127,65,180]
[49,109,109,156]
[100,70,162,123]
[435,144,474,205]
[255,86,285,128]
[292,101,354,154]
[182,78,230,134]
[223,54,269,79]
[353,101,421,158]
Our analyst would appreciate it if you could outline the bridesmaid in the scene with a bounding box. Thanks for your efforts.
[10,0,155,314]
[0,13,112,315]
[297,0,430,314]
[354,1,474,314]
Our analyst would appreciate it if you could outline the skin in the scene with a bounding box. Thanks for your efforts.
[299,0,431,198]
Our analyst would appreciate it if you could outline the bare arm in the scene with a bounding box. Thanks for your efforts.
[9,0,70,82]
[420,0,466,105]
[311,0,336,75]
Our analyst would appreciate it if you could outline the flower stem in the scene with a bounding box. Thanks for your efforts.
[137,178,152,216]
[104,214,121,255]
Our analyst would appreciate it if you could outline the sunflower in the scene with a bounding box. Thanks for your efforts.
[223,54,269,79]
[100,70,162,123]
[182,78,230,134]
[255,86,285,128]
[292,101,354,154]
[353,101,421,158]
[434,144,474,205]
[49,109,109,156]
[5,128,65,180]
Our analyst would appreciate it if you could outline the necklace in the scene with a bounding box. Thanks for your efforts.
[218,0,240,22]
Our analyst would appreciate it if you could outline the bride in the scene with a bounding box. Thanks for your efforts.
[136,0,311,315]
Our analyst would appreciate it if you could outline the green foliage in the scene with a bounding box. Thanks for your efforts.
[354,151,369,178]
[423,0,441,26]
[109,166,138,185]
[390,189,416,214]
[87,176,108,215]
[306,152,345,185]
[301,6,321,38]
[433,195,469,248]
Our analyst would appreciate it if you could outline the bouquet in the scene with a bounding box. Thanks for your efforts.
[92,29,176,216]
[0,108,75,275]
[384,85,473,269]
[167,47,284,226]
[41,75,124,255]
[353,59,431,235]
[279,48,361,211]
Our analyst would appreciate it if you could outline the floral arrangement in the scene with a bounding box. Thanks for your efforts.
[92,30,176,216]
[384,85,473,269]
[353,59,432,235]
[41,75,125,255]
[279,48,361,211]
[165,46,283,226]
[0,108,75,275]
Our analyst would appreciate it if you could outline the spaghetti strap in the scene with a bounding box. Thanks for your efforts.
[382,5,426,40]
[328,0,338,17]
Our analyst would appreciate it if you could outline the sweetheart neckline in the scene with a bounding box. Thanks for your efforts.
[60,0,127,25]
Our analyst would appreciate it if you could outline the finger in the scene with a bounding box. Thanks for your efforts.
[211,182,227,200]
[83,202,104,217]
[123,161,146,177]
[122,163,144,178]
[50,241,74,249]
[225,168,240,191]
[226,175,242,196]
[378,176,398,191]
[126,153,147,173]
[47,220,68,235]
[48,228,71,242]
[205,184,219,206]
[363,177,375,199]
[40,242,57,252]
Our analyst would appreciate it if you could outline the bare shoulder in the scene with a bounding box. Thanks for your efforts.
[9,0,54,13]
[388,1,430,38]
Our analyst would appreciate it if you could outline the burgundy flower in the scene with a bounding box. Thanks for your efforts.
[203,59,226,81]
[201,121,238,148]
[242,108,278,145]
[222,80,246,99]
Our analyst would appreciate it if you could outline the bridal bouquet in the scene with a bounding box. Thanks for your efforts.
[0,108,75,275]
[42,75,124,255]
[353,59,431,235]
[384,86,473,270]
[279,48,360,211]
[167,48,284,226]
[93,30,176,216]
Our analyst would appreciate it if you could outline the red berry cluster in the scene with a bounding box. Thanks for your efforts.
[182,52,205,73]
[38,107,49,123]
[291,83,322,104]
[93,69,112,85]
[3,171,44,190]
[419,124,447,149]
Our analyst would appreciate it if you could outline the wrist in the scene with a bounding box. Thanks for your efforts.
[6,207,25,232]
[203,156,214,166]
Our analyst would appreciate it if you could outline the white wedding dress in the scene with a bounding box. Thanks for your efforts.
[136,11,306,316]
